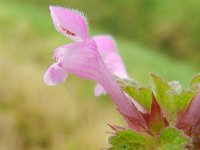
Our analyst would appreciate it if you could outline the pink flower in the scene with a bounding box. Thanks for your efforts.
[93,35,129,96]
[44,63,68,86]
[44,6,147,131]
[49,6,89,42]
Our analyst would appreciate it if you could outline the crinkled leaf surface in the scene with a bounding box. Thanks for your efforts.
[107,128,190,150]
[157,127,191,150]
[108,130,147,150]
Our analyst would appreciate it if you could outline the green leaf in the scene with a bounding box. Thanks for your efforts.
[116,77,140,89]
[124,86,152,112]
[173,90,195,113]
[118,74,196,126]
[108,130,147,150]
[150,74,195,124]
[191,73,200,89]
[157,127,191,150]
[150,74,173,120]
[107,128,191,150]
[150,74,170,107]
[117,77,152,112]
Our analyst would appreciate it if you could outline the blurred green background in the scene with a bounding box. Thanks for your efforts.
[0,0,199,149]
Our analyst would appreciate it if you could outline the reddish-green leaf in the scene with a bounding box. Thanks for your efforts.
[177,88,200,137]
[143,95,168,135]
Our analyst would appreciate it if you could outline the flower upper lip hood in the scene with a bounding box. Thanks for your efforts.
[49,6,89,42]
[44,6,148,131]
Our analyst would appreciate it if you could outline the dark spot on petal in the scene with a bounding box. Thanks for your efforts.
[60,26,76,36]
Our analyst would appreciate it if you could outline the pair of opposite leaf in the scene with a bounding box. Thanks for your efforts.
[44,6,147,131]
